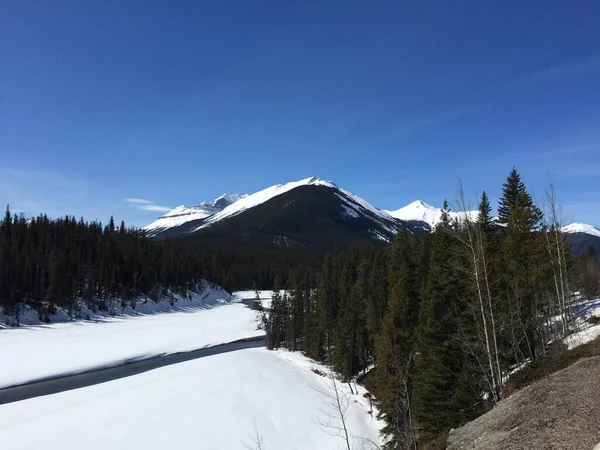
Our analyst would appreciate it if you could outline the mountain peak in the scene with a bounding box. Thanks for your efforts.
[385,200,477,228]
[190,177,341,232]
[198,193,248,210]
[406,200,437,210]
[562,222,600,238]
[299,176,337,188]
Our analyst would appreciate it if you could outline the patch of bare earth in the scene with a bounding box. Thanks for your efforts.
[447,357,600,450]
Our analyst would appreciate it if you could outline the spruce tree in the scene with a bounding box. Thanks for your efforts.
[375,272,418,449]
[412,224,475,442]
[366,248,387,337]
[497,167,542,226]
[316,253,339,361]
[579,245,599,298]
[477,191,494,234]
[501,190,545,361]
[333,259,360,379]
[268,275,285,349]
[497,167,525,224]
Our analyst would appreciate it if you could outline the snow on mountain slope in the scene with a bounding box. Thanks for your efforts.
[385,200,441,227]
[334,190,398,229]
[562,222,600,238]
[192,176,398,233]
[385,200,478,228]
[144,193,247,235]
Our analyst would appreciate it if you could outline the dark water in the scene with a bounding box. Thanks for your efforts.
[0,336,265,405]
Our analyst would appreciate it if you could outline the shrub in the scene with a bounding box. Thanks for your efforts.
[504,337,600,398]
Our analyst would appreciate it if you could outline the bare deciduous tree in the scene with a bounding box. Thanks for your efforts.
[542,181,573,339]
[242,417,266,450]
[454,182,502,401]
[312,370,353,450]
[311,369,381,450]
[386,349,417,450]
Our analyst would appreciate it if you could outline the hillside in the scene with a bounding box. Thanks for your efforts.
[188,184,403,249]
[447,354,600,450]
[564,224,600,264]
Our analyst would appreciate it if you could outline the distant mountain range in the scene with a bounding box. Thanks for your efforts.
[143,193,249,236]
[144,177,600,260]
[144,177,403,250]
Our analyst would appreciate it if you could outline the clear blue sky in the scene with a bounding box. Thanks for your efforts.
[2,0,599,227]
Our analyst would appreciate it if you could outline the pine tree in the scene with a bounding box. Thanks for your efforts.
[317,253,339,362]
[375,272,418,449]
[497,167,525,224]
[579,245,599,299]
[304,280,323,361]
[266,275,284,349]
[477,191,493,234]
[333,259,359,379]
[412,224,475,442]
[502,190,544,362]
[353,258,372,372]
[439,199,451,229]
[366,248,387,337]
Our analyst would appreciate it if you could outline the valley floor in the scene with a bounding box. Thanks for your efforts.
[0,292,382,449]
[0,301,260,389]
[0,348,381,450]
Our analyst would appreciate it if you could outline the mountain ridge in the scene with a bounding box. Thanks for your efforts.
[142,177,600,260]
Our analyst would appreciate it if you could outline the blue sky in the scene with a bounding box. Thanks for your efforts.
[2,0,599,227]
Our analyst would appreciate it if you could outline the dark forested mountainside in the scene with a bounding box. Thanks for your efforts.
[567,232,600,264]
[258,168,600,449]
[151,184,412,246]
[188,185,403,248]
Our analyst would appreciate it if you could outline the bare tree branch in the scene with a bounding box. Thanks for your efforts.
[242,417,266,450]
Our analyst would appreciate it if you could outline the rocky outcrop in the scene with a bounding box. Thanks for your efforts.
[447,357,600,450]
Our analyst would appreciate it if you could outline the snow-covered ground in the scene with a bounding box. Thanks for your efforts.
[0,300,260,389]
[0,281,232,328]
[0,347,382,450]
[233,289,284,310]
[0,288,382,449]
[564,299,600,350]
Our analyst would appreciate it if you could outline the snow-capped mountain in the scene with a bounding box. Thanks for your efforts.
[191,177,336,232]
[561,222,600,264]
[144,177,407,246]
[385,200,478,229]
[142,178,599,260]
[385,200,441,228]
[562,222,600,238]
[191,177,398,236]
[144,193,247,237]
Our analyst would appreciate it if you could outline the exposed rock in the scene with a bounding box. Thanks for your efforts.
[447,357,600,450]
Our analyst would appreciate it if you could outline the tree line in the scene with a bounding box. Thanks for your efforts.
[0,210,319,324]
[259,168,597,449]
